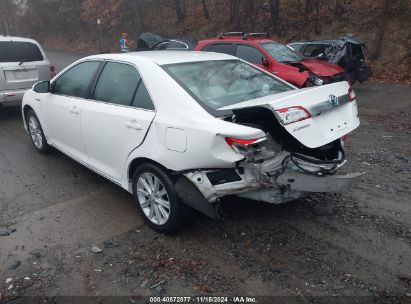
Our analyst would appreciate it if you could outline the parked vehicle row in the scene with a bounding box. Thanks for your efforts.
[137,31,372,88]
[22,51,361,232]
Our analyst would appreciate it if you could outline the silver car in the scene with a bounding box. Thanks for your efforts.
[0,36,53,107]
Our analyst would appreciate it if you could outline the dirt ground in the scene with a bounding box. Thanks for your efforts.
[0,51,410,304]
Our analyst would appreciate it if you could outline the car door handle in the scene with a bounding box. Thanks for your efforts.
[70,106,80,115]
[125,121,143,130]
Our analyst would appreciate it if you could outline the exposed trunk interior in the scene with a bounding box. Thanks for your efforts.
[227,106,342,162]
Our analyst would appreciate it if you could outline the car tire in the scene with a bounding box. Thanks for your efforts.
[26,109,50,154]
[132,163,192,233]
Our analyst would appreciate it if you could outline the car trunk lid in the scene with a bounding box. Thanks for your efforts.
[219,81,359,148]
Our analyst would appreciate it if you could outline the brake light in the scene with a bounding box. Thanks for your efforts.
[274,106,311,125]
[225,137,259,146]
[348,85,356,101]
[50,65,56,78]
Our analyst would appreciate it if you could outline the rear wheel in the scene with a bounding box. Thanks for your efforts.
[26,110,50,154]
[132,163,192,233]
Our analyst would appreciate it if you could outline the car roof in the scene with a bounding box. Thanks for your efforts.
[290,36,366,45]
[86,50,237,65]
[0,35,40,44]
[199,36,276,44]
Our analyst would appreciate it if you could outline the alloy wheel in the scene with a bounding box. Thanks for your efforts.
[28,116,43,149]
[136,172,171,225]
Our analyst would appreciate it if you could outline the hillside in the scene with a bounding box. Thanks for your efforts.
[5,0,411,83]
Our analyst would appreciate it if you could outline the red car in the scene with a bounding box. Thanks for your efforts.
[194,32,349,88]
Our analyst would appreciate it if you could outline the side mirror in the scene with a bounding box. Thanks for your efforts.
[262,56,270,67]
[33,81,50,93]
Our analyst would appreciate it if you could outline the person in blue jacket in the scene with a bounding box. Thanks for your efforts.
[120,32,130,53]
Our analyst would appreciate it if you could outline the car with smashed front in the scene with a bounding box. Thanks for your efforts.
[22,51,361,232]
[288,35,372,83]
[195,32,351,88]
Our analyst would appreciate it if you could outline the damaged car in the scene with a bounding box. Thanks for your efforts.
[136,32,197,51]
[22,51,361,232]
[195,32,352,88]
[288,35,372,83]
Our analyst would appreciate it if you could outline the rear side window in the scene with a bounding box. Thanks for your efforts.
[236,44,264,64]
[132,81,155,110]
[94,62,141,106]
[53,61,100,98]
[203,43,234,55]
[0,41,43,62]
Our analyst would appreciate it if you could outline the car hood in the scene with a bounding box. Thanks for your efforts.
[300,59,345,76]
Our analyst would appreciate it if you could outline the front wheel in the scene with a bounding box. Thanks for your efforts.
[132,163,192,233]
[26,109,50,154]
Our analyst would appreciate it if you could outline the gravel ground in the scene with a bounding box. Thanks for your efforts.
[0,51,410,304]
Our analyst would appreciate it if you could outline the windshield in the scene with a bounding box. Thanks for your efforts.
[164,60,293,110]
[0,41,43,63]
[261,42,304,63]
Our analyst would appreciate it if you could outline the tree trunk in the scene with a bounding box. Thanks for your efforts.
[1,16,9,36]
[201,0,209,19]
[314,0,321,34]
[230,0,240,27]
[136,0,146,30]
[269,0,280,29]
[373,0,390,59]
[173,0,184,22]
[305,0,315,14]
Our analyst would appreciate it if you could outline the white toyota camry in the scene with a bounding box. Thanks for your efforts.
[22,51,361,232]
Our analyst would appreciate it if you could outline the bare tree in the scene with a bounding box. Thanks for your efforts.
[201,0,209,19]
[373,0,391,59]
[268,0,280,29]
[173,0,185,22]
[136,0,146,30]
[229,0,240,27]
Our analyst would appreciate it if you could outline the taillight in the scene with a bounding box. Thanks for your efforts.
[225,137,260,146]
[50,65,56,78]
[348,85,356,101]
[274,106,311,125]
[225,136,274,161]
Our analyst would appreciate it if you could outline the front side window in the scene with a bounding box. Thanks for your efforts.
[0,41,43,63]
[53,61,100,98]
[236,44,265,64]
[93,62,141,106]
[164,60,293,111]
[261,42,304,62]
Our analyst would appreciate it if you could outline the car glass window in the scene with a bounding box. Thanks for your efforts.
[0,41,43,62]
[236,44,264,64]
[206,44,234,55]
[164,60,293,111]
[94,62,141,106]
[260,42,304,62]
[288,43,303,52]
[168,41,188,49]
[132,81,155,110]
[152,41,169,50]
[53,61,100,98]
[302,44,327,57]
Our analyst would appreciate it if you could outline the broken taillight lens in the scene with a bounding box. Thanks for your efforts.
[225,137,275,161]
[274,106,311,125]
[348,85,356,101]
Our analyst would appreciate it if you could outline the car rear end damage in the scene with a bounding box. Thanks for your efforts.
[175,81,362,218]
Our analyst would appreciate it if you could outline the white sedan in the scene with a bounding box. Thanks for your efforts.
[22,51,361,232]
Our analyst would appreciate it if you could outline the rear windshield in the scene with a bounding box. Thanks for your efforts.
[164,60,293,110]
[261,42,304,63]
[0,41,43,63]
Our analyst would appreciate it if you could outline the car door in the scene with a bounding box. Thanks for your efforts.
[235,44,268,71]
[81,61,156,181]
[42,61,101,162]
